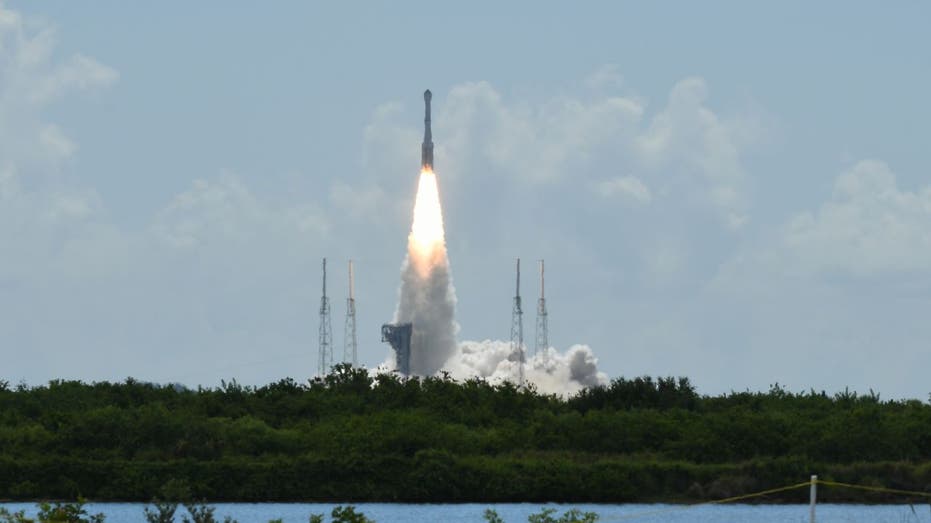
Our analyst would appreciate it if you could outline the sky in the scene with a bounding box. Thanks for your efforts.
[1,1,930,398]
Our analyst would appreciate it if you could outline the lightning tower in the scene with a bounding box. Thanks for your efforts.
[344,260,357,367]
[318,258,333,376]
[535,259,549,356]
[509,258,525,385]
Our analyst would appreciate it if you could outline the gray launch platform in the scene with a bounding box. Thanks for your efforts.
[382,322,412,376]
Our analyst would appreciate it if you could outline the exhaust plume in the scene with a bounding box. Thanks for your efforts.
[393,168,458,375]
[386,169,608,394]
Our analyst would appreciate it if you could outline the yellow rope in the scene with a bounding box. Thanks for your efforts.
[605,481,812,521]
[599,478,931,521]
[817,479,931,499]
[703,481,814,505]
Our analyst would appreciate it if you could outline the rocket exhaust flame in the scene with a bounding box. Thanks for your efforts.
[408,168,446,278]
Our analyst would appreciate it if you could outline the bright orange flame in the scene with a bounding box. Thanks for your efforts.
[408,168,447,278]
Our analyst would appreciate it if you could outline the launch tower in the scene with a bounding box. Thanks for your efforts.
[509,258,525,385]
[534,260,548,356]
[344,260,357,367]
[318,258,333,376]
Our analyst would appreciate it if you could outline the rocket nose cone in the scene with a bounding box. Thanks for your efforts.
[424,89,432,101]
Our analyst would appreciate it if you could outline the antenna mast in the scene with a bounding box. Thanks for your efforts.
[318,258,333,376]
[344,259,358,367]
[509,258,525,386]
[535,259,549,356]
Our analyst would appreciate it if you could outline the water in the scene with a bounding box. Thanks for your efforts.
[3,502,931,522]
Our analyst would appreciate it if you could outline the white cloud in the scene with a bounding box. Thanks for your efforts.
[714,160,931,293]
[0,4,116,176]
[0,165,116,281]
[329,181,391,222]
[153,176,328,249]
[361,101,420,177]
[595,175,651,203]
[39,123,77,158]
[435,80,645,184]
[360,74,753,230]
[35,53,117,100]
[46,191,99,222]
[781,160,931,277]
[584,64,625,91]
[637,77,748,225]
[0,5,117,104]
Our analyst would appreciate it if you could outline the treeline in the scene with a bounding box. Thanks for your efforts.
[1,368,930,502]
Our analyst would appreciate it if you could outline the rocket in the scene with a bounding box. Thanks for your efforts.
[422,89,434,170]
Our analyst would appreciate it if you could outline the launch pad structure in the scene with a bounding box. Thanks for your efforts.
[382,322,412,375]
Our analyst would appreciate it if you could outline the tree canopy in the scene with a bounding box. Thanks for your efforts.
[1,367,929,502]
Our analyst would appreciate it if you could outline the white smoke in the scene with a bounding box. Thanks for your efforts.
[393,252,459,375]
[442,340,608,396]
[378,338,608,396]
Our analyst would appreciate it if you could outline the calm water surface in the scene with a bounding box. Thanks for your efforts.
[3,502,930,522]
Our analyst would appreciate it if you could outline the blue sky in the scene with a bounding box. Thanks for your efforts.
[2,1,930,397]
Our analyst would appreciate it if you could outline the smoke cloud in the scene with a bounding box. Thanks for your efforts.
[378,339,608,397]
[393,250,459,375]
[389,168,606,394]
[443,340,608,396]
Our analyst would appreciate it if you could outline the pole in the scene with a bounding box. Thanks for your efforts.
[540,259,544,299]
[809,474,817,523]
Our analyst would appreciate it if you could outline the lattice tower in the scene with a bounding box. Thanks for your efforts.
[318,258,333,376]
[510,258,525,386]
[343,259,358,367]
[535,259,549,356]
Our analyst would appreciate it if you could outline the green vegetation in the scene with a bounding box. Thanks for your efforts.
[0,503,600,523]
[0,500,104,523]
[1,366,930,502]
[0,500,374,523]
[484,508,598,523]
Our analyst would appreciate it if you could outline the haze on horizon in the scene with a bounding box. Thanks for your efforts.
[1,1,929,399]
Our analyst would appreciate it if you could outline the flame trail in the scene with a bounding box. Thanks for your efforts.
[408,169,447,276]
[393,168,458,375]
